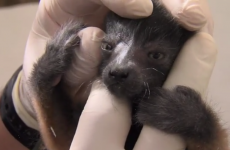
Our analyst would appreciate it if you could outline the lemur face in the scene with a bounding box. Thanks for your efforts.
[99,8,194,99]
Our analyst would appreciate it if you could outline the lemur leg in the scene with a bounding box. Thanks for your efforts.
[29,21,86,150]
[137,86,229,150]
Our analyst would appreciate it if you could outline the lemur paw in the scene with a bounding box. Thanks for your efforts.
[136,86,219,142]
[30,21,86,91]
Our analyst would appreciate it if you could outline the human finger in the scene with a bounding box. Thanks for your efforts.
[134,126,186,150]
[162,0,213,34]
[100,0,153,19]
[70,81,131,150]
[64,27,105,87]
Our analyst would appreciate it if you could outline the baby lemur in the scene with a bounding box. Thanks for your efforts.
[29,0,229,150]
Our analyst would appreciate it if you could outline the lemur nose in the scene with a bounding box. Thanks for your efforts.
[109,69,129,81]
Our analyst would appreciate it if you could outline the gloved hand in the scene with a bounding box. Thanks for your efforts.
[12,0,217,149]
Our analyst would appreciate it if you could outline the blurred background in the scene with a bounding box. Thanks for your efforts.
[0,0,229,142]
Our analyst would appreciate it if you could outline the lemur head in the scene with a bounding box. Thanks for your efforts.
[100,2,195,99]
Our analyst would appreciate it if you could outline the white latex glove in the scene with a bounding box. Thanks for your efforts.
[11,0,217,150]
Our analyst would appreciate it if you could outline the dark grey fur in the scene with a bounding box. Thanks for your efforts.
[29,0,229,150]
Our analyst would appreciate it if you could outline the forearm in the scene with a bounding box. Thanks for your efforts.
[0,95,29,150]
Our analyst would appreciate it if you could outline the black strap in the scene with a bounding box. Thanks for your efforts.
[0,65,40,150]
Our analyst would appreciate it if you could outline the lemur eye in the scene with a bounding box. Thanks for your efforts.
[148,52,164,60]
[101,42,113,51]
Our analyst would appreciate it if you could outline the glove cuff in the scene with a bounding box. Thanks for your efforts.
[12,69,39,130]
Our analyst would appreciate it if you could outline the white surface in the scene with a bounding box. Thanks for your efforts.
[0,0,229,140]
